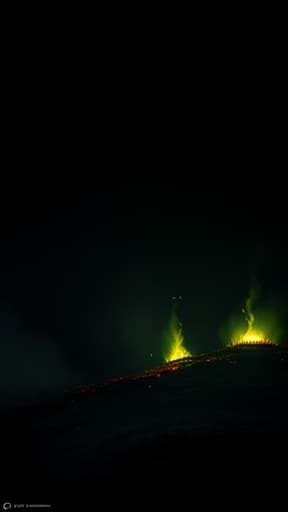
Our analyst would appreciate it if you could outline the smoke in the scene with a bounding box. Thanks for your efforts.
[244,281,260,332]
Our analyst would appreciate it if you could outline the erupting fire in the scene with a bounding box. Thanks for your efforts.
[231,286,273,346]
[165,298,191,362]
[233,330,273,345]
[165,324,191,361]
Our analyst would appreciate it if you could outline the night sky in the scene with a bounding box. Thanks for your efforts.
[1,169,287,405]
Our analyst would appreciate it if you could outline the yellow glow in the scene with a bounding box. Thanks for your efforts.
[231,287,272,346]
[241,328,266,343]
[165,312,191,362]
[232,327,271,345]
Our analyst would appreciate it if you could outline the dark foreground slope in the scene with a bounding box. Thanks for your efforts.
[1,345,288,504]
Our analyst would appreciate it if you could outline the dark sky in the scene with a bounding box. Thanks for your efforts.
[1,169,287,405]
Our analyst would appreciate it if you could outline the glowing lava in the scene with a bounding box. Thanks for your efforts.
[165,304,191,362]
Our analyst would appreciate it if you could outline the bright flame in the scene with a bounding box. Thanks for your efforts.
[165,307,191,362]
[240,328,266,343]
[231,285,272,346]
[166,327,191,361]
